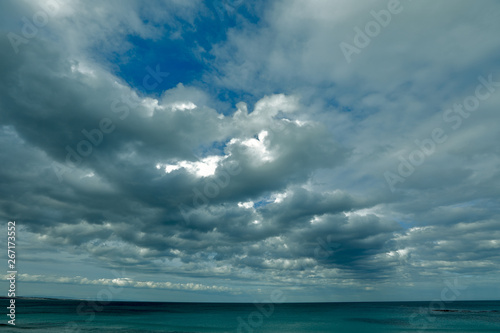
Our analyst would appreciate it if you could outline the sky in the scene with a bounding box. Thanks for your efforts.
[0,0,500,303]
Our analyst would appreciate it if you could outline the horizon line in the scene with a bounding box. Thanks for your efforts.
[3,296,500,304]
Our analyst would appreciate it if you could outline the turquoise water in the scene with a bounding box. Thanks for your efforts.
[1,299,500,332]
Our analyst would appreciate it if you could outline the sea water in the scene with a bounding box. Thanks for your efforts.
[1,299,499,332]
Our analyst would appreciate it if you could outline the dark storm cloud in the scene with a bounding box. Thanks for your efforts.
[0,27,355,283]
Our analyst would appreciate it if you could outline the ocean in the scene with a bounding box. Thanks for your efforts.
[1,299,500,332]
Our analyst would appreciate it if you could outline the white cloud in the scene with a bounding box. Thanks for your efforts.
[160,155,224,177]
[5,273,235,293]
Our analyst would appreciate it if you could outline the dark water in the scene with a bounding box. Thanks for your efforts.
[1,299,500,332]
